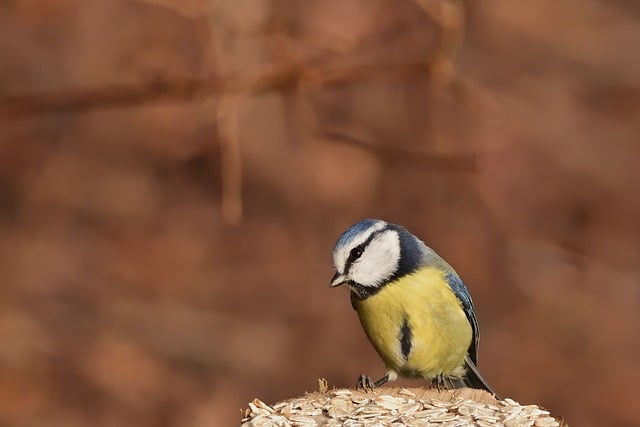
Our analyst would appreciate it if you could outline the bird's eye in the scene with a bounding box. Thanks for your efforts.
[350,246,364,259]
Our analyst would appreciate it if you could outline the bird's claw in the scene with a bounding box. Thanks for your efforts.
[433,374,451,391]
[356,373,376,391]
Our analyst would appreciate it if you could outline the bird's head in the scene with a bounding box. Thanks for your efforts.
[330,219,425,294]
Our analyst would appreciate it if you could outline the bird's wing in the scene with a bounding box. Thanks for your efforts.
[444,273,479,365]
[463,356,498,397]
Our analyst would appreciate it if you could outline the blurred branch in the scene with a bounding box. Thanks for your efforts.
[323,131,478,172]
[0,59,433,121]
[217,96,243,225]
[131,0,217,19]
[412,0,465,86]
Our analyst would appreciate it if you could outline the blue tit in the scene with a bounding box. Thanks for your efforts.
[330,219,496,395]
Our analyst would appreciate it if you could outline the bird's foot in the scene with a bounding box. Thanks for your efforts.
[432,374,453,391]
[356,373,389,391]
[356,374,376,391]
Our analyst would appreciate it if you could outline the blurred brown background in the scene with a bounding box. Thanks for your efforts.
[1,0,639,426]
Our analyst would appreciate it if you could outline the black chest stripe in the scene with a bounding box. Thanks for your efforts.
[400,317,412,360]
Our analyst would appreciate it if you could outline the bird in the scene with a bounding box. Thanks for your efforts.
[330,218,496,395]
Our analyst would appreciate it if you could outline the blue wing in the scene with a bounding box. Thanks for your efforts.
[444,272,479,365]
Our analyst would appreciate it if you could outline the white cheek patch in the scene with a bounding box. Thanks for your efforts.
[334,244,354,273]
[333,246,352,274]
[333,220,386,273]
[350,230,401,287]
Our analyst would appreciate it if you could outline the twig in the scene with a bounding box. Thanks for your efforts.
[323,131,478,172]
[1,59,433,121]
[217,96,243,225]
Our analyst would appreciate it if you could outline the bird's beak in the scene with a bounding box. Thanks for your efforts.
[330,272,347,287]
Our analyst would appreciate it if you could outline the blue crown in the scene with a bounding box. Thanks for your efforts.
[334,219,384,251]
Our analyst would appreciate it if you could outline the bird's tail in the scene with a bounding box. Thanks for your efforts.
[462,357,499,399]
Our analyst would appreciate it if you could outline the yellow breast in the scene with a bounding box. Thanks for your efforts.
[353,266,472,379]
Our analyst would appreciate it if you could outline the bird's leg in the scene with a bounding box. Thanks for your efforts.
[446,377,455,389]
[450,377,467,389]
[356,373,388,391]
[435,374,443,391]
[374,374,389,387]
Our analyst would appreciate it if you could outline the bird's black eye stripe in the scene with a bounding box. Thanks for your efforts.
[345,244,366,271]
[344,228,387,273]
